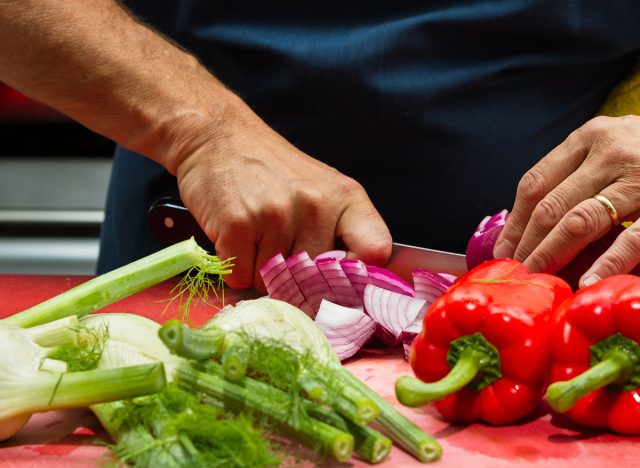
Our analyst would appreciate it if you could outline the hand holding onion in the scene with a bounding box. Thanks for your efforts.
[493,115,640,287]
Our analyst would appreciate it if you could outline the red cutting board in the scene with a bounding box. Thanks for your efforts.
[0,274,638,467]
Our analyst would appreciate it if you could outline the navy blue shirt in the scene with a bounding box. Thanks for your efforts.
[98,1,640,272]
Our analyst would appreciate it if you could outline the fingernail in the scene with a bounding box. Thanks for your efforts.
[493,240,515,259]
[582,274,600,288]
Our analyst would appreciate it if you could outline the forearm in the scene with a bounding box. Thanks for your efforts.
[0,0,238,172]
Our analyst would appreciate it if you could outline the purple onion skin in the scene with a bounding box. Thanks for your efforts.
[465,211,509,271]
[469,214,640,289]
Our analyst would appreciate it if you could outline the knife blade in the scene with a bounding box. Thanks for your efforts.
[148,198,468,278]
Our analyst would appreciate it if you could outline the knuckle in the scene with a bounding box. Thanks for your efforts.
[263,200,290,227]
[528,248,555,273]
[582,115,612,135]
[619,226,640,257]
[531,197,564,232]
[299,188,325,220]
[594,252,627,277]
[339,177,366,198]
[621,114,640,127]
[224,214,253,238]
[592,135,626,165]
[517,167,547,204]
[561,205,600,239]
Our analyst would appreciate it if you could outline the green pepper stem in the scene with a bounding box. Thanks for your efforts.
[395,347,489,407]
[546,349,634,413]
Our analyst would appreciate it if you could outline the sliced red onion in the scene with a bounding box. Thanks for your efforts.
[465,209,509,270]
[412,269,456,302]
[259,253,314,317]
[400,317,424,361]
[366,265,415,297]
[363,284,427,347]
[314,299,376,361]
[286,251,336,316]
[315,257,362,308]
[340,259,371,298]
[314,250,347,262]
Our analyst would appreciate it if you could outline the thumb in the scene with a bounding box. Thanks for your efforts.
[337,200,392,266]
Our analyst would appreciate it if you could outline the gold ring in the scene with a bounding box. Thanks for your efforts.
[593,194,619,226]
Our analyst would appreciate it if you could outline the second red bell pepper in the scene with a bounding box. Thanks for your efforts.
[546,274,640,434]
[395,259,572,424]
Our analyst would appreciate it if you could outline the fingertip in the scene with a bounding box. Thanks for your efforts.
[337,200,392,264]
[224,270,254,290]
[253,269,267,294]
[345,232,393,266]
[493,239,515,259]
[216,247,256,290]
[580,273,601,288]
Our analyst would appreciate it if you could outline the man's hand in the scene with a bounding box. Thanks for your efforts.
[174,98,392,290]
[494,115,640,287]
[0,0,392,290]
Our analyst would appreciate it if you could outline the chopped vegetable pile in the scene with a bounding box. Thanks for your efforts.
[260,250,456,360]
[0,238,442,465]
[5,209,640,467]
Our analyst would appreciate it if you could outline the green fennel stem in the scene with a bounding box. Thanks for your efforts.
[24,316,80,347]
[92,400,184,467]
[159,319,226,360]
[6,238,229,328]
[395,347,489,406]
[2,363,166,420]
[199,361,390,464]
[339,367,442,463]
[222,341,250,382]
[547,349,635,413]
[306,405,392,464]
[176,363,354,462]
[159,321,378,426]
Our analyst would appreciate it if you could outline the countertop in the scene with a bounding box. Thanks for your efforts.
[0,274,637,467]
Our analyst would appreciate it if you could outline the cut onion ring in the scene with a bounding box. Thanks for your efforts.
[286,251,336,317]
[367,266,415,297]
[314,299,376,361]
[259,253,314,317]
[363,284,427,347]
[316,256,362,308]
[412,269,455,302]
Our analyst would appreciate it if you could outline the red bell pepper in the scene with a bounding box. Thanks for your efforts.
[546,275,640,434]
[395,259,572,424]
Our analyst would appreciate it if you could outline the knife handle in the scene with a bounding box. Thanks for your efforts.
[148,197,215,251]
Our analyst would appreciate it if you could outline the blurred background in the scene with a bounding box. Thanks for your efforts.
[0,83,114,274]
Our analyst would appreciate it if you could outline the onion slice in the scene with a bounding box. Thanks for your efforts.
[363,284,427,347]
[314,250,347,262]
[314,299,376,361]
[259,253,314,317]
[412,269,455,302]
[366,266,415,297]
[316,256,362,308]
[286,251,336,317]
[466,209,509,270]
[400,317,424,361]
[340,259,371,299]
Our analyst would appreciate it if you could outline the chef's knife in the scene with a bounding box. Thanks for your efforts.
[148,198,468,278]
